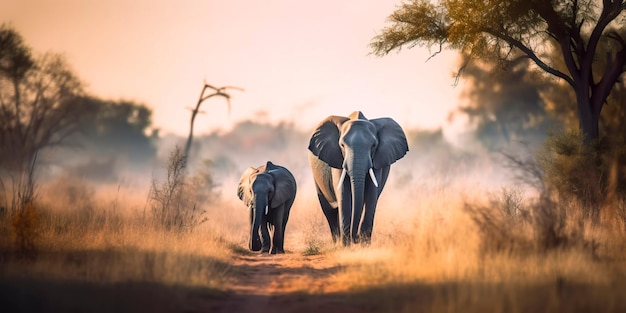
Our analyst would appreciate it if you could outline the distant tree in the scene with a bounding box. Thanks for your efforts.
[455,54,559,150]
[0,25,84,212]
[70,96,157,164]
[371,0,626,144]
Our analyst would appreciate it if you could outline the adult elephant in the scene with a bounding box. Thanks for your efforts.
[237,161,297,254]
[308,111,408,245]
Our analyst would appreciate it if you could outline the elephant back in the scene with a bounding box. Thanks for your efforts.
[237,161,297,208]
[264,161,297,208]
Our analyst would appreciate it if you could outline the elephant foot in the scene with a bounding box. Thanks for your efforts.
[250,238,263,252]
[270,248,285,254]
[359,234,372,246]
[261,246,271,253]
[341,239,351,247]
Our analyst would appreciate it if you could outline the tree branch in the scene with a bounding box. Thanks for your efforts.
[184,83,243,159]
[486,29,574,87]
[580,0,623,86]
[591,47,626,116]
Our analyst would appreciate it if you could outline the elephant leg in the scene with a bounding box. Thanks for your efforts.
[339,179,353,246]
[315,185,340,242]
[260,218,271,253]
[360,179,380,245]
[280,197,294,248]
[271,204,287,254]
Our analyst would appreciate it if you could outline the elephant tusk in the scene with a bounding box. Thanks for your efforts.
[337,168,347,190]
[369,168,379,188]
[265,205,269,215]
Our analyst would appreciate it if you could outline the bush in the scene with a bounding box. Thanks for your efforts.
[148,146,209,232]
[538,131,626,220]
[464,187,598,255]
[464,187,533,254]
[471,131,626,256]
[11,202,40,259]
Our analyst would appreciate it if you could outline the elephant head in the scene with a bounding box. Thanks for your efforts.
[308,111,408,244]
[237,161,296,252]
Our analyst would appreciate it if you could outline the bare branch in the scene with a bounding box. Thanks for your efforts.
[184,82,243,160]
[426,40,444,62]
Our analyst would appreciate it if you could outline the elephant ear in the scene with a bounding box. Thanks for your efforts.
[264,161,297,208]
[371,118,409,169]
[308,116,349,169]
[237,166,259,207]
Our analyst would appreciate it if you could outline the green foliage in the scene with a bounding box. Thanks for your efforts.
[371,0,448,55]
[538,131,626,213]
[372,0,626,143]
[371,0,543,59]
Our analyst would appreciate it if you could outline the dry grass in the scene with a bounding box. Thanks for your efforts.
[310,177,626,312]
[0,175,237,313]
[1,167,626,312]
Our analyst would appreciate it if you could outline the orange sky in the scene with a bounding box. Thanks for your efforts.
[3,0,464,136]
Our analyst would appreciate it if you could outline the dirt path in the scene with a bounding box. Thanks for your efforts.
[212,252,364,313]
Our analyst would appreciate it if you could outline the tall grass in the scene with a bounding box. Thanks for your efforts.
[1,136,626,312]
[309,172,626,312]
[0,165,235,292]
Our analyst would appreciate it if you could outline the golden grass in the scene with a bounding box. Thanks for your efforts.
[0,177,237,291]
[309,178,626,312]
[1,173,626,312]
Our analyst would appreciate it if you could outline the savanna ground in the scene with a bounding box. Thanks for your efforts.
[2,164,626,313]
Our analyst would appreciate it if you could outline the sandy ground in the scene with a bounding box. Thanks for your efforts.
[1,250,372,313]
[212,252,366,313]
[4,248,626,312]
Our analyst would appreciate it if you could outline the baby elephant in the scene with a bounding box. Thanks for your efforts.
[237,161,297,254]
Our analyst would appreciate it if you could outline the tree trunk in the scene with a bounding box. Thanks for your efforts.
[577,95,600,144]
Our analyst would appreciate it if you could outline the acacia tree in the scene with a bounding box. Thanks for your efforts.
[371,0,626,143]
[0,26,84,212]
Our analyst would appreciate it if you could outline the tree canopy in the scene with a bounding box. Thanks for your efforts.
[372,0,626,143]
[0,25,84,210]
[0,25,158,208]
[0,26,84,172]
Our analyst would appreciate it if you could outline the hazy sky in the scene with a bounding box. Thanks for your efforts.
[3,0,463,136]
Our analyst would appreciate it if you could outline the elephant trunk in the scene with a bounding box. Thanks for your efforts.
[249,196,267,251]
[347,157,369,244]
[349,175,366,244]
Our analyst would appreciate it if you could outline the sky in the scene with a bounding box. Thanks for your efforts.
[3,0,464,137]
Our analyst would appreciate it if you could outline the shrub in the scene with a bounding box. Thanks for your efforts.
[538,131,626,220]
[465,186,598,254]
[464,187,533,254]
[11,202,40,259]
[148,146,208,232]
